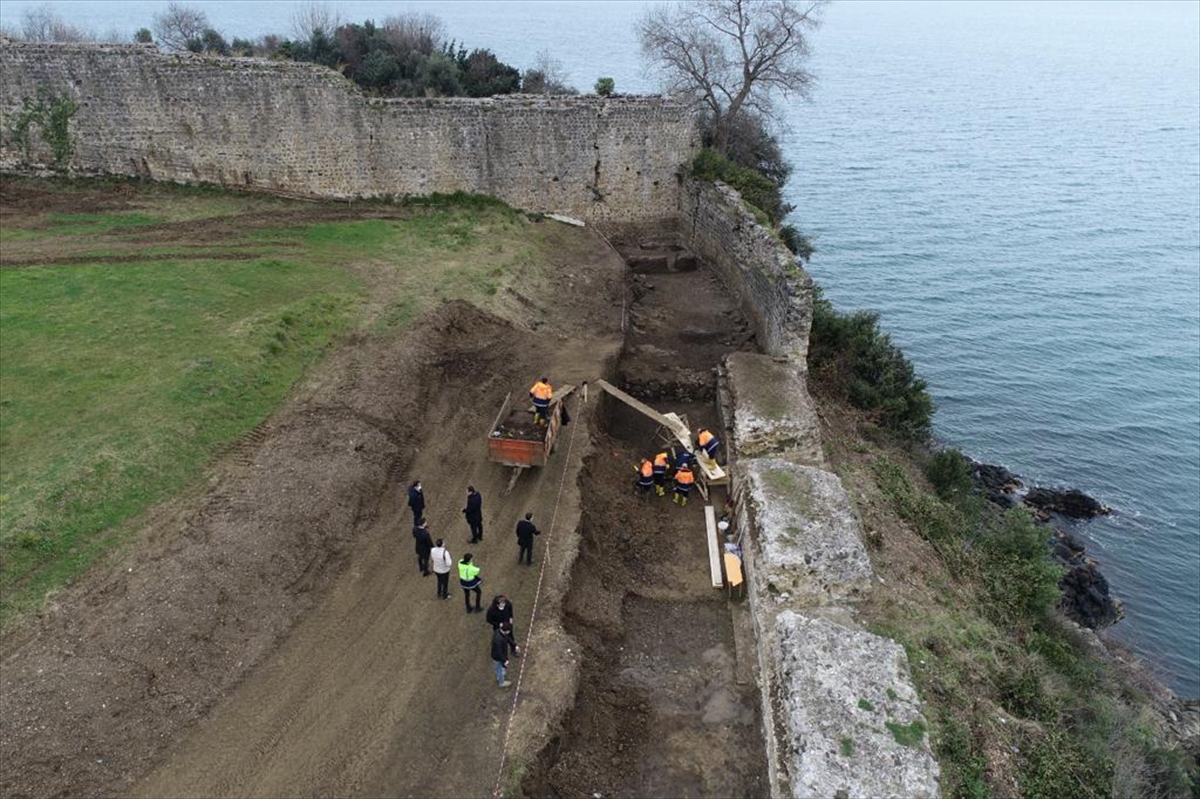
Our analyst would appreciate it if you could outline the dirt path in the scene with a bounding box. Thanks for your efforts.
[132,353,603,797]
[0,216,624,798]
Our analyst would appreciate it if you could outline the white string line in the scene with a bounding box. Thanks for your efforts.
[491,389,585,797]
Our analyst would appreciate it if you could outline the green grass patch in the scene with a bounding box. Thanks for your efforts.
[885,718,927,748]
[840,737,855,757]
[0,258,360,621]
[858,698,876,712]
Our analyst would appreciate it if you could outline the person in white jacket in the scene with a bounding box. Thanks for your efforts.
[430,538,453,600]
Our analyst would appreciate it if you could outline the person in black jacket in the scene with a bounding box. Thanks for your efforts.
[463,486,484,543]
[485,595,521,656]
[407,480,425,522]
[414,519,433,576]
[491,625,511,688]
[515,512,540,565]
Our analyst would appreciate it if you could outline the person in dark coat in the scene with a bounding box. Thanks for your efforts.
[485,595,520,655]
[463,486,484,543]
[515,512,540,565]
[491,625,511,688]
[414,519,433,576]
[407,480,425,522]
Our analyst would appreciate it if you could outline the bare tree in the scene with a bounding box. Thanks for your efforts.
[152,2,208,52]
[290,1,342,42]
[637,0,825,153]
[380,12,445,57]
[20,5,95,42]
[524,49,575,94]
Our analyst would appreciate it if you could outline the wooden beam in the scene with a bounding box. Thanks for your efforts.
[705,505,723,589]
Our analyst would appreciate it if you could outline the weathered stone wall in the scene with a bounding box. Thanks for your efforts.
[0,40,697,224]
[682,179,812,361]
[721,353,940,798]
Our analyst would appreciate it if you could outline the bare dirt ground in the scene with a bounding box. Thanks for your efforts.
[0,187,625,798]
[521,261,768,797]
[1,188,768,798]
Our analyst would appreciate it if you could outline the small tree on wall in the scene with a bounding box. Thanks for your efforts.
[594,77,615,96]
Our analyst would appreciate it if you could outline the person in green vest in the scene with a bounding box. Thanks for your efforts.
[458,553,483,614]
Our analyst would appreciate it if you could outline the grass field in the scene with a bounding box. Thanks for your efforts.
[0,178,553,626]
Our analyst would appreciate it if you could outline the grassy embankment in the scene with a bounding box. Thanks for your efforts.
[0,178,552,627]
[808,290,1198,799]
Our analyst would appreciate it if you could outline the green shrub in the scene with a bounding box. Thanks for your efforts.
[691,148,792,225]
[594,77,615,96]
[810,286,934,440]
[927,448,973,501]
[779,224,815,260]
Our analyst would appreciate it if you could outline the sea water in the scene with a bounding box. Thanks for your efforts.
[3,0,1197,697]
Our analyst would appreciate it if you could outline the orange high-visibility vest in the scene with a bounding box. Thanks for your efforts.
[531,381,553,401]
[675,468,695,485]
[640,460,653,478]
[653,452,670,469]
[698,430,714,446]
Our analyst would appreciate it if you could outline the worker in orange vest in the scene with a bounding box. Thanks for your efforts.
[673,463,695,506]
[529,377,554,426]
[635,458,654,502]
[652,450,671,496]
[697,428,720,462]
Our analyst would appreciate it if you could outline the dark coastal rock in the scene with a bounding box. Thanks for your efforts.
[1059,561,1125,629]
[1024,486,1110,518]
[971,462,1023,507]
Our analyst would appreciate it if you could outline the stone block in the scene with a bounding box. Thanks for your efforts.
[725,352,824,466]
[742,459,872,607]
[770,612,940,799]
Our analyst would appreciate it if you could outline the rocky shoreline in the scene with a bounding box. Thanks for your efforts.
[969,460,1125,631]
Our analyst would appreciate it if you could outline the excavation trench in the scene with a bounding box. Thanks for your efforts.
[521,245,768,797]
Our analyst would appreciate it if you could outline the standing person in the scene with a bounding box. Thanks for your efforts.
[414,519,433,576]
[515,512,541,565]
[407,480,425,522]
[529,376,554,426]
[673,463,695,506]
[491,623,511,688]
[458,553,483,614]
[652,450,671,497]
[485,595,521,656]
[430,538,452,599]
[463,486,484,543]
[635,458,654,502]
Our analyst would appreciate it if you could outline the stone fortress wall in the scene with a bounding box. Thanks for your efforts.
[0,40,695,226]
[0,39,939,798]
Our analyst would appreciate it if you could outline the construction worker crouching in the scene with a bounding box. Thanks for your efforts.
[697,428,721,462]
[652,450,671,496]
[530,376,554,426]
[635,458,654,502]
[673,463,695,506]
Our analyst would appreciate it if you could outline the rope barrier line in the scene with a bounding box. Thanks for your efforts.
[491,386,585,798]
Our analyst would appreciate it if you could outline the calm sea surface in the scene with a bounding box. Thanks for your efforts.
[4,0,1198,697]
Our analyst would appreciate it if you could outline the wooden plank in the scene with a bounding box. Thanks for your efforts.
[595,379,678,429]
[705,504,723,589]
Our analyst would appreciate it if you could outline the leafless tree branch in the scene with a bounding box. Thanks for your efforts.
[637,0,825,153]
